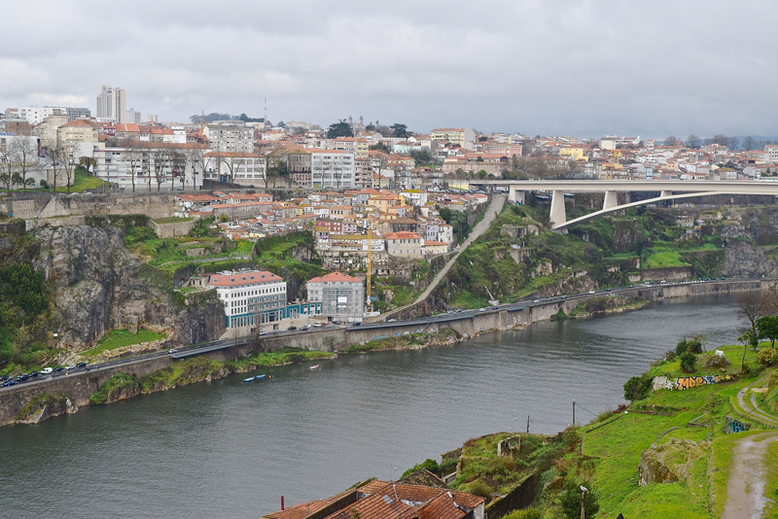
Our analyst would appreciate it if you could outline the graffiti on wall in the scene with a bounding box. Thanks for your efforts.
[674,373,737,391]
[731,420,747,433]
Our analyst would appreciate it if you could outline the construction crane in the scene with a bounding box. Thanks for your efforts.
[366,226,373,312]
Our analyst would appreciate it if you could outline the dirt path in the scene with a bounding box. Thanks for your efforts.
[736,373,778,427]
[721,432,778,519]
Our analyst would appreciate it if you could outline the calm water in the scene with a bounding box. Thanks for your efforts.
[0,295,742,518]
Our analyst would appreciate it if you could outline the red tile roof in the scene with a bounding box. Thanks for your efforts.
[207,270,283,287]
[307,272,362,284]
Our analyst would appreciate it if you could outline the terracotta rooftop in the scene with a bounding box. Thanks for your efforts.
[307,272,362,284]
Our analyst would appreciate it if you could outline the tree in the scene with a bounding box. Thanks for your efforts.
[56,143,78,194]
[9,137,38,194]
[327,120,353,139]
[149,147,171,191]
[686,134,700,149]
[756,315,778,347]
[218,154,237,185]
[0,145,15,195]
[664,135,678,147]
[369,142,389,153]
[558,478,599,519]
[738,291,768,341]
[78,156,96,173]
[170,150,187,190]
[711,134,729,147]
[738,331,755,373]
[743,136,757,151]
[43,146,60,194]
[390,123,408,138]
[679,352,697,373]
[728,136,740,151]
[123,139,144,193]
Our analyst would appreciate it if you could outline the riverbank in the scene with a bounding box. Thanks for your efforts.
[0,280,772,428]
[402,343,778,518]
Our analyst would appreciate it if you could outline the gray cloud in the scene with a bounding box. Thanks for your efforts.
[2,0,777,138]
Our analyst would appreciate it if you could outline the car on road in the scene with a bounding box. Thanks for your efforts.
[300,325,310,331]
[76,362,87,368]
[455,308,462,312]
[259,330,268,336]
[313,322,322,327]
[168,349,178,354]
[41,367,53,374]
[588,290,596,294]
[288,326,297,331]
[65,365,75,370]
[53,367,64,372]
[332,320,342,325]
[3,380,16,387]
[387,319,397,323]
[479,308,486,312]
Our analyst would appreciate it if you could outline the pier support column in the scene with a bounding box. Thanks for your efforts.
[509,187,525,205]
[550,190,567,228]
[603,190,618,210]
[661,190,672,198]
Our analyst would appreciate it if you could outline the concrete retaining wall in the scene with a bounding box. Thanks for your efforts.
[151,218,198,238]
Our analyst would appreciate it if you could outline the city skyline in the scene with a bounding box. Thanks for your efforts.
[2,0,777,138]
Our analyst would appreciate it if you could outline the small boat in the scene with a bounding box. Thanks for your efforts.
[309,364,320,371]
[243,376,255,383]
[256,374,266,379]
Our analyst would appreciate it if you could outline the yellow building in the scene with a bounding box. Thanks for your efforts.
[558,145,588,162]
[57,119,98,149]
[430,128,475,147]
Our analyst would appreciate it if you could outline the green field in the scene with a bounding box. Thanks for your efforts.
[81,329,167,356]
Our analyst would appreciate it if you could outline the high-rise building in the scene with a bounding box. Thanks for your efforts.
[126,108,142,124]
[96,85,127,123]
[146,114,158,123]
[66,107,91,122]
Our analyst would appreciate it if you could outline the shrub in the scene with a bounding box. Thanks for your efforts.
[675,339,690,356]
[502,509,543,519]
[558,478,599,519]
[623,373,653,401]
[757,348,778,367]
[665,349,677,361]
[679,352,697,373]
[461,478,492,498]
[687,338,703,354]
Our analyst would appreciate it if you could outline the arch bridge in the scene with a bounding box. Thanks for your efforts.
[465,180,778,230]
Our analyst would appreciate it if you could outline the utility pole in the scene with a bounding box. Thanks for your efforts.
[580,486,588,519]
[526,415,530,433]
[573,400,576,426]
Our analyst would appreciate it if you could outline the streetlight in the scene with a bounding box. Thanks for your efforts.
[580,486,588,519]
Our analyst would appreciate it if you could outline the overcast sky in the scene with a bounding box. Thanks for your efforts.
[2,0,776,138]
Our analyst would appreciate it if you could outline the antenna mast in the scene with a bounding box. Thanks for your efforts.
[264,96,268,129]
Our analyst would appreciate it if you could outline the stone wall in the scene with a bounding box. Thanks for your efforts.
[151,218,198,238]
[37,192,176,219]
[25,216,86,231]
[642,267,695,281]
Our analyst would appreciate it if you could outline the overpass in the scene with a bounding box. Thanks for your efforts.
[464,180,778,230]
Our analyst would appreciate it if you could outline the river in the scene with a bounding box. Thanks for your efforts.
[0,295,743,518]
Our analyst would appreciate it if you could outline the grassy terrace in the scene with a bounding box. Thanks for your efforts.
[81,329,167,356]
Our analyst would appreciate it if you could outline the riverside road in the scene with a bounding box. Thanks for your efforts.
[0,277,765,394]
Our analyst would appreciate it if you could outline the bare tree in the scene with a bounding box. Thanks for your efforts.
[9,137,38,194]
[149,147,171,191]
[123,140,143,193]
[686,134,700,149]
[219,154,237,185]
[737,291,768,342]
[743,136,757,151]
[170,150,186,191]
[57,142,78,194]
[0,145,14,195]
[43,146,60,194]
[664,135,678,147]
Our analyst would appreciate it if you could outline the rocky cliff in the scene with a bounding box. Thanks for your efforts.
[30,224,225,351]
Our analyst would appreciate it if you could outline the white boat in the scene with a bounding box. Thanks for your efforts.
[256,374,266,379]
[243,376,255,383]
[309,364,320,371]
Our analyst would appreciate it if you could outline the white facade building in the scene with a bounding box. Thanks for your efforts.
[11,107,66,126]
[311,150,355,189]
[207,270,287,329]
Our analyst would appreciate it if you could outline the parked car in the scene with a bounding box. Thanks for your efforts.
[479,308,486,312]
[41,367,53,374]
[300,325,310,331]
[65,365,75,370]
[387,319,397,323]
[76,362,87,368]
[313,322,322,327]
[259,330,268,336]
[168,349,178,354]
[288,326,297,331]
[3,380,16,387]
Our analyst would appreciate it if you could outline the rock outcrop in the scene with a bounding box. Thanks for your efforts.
[638,438,709,485]
[30,224,225,351]
[15,393,78,425]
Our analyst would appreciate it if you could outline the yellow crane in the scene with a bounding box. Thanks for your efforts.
[366,226,372,313]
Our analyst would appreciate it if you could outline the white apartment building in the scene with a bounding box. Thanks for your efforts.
[311,150,355,189]
[204,152,267,186]
[765,145,778,163]
[8,106,66,126]
[306,272,364,322]
[92,142,208,190]
[203,124,254,153]
[207,270,287,328]
[126,108,142,124]
[96,85,127,123]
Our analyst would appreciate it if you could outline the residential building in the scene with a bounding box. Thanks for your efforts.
[57,120,98,149]
[126,108,142,124]
[10,106,67,126]
[206,269,287,328]
[430,128,476,149]
[204,152,267,186]
[354,158,373,188]
[311,150,355,189]
[96,84,127,123]
[1,119,31,136]
[766,145,778,163]
[92,142,208,190]
[264,480,484,519]
[146,114,158,123]
[66,107,91,122]
[38,114,69,148]
[385,231,423,258]
[203,124,254,153]
[306,272,364,322]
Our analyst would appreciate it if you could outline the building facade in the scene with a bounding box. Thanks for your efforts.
[96,85,127,123]
[204,124,254,154]
[207,270,287,328]
[306,272,364,322]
